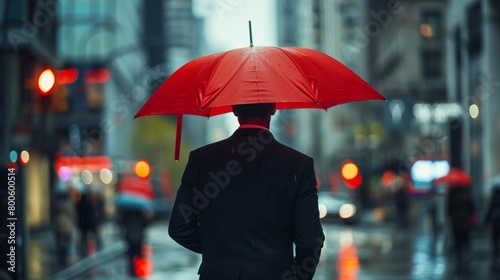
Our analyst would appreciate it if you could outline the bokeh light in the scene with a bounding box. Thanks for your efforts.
[38,69,55,95]
[420,23,433,38]
[100,168,114,184]
[319,204,327,219]
[81,170,93,185]
[381,171,395,188]
[339,203,357,219]
[342,162,359,180]
[9,150,18,163]
[469,104,479,119]
[20,150,30,165]
[135,160,151,179]
[58,166,72,182]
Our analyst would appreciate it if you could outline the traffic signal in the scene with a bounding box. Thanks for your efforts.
[341,161,362,189]
[37,69,55,95]
[50,68,76,112]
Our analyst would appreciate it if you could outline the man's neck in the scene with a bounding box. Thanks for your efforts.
[238,118,270,129]
[239,124,269,130]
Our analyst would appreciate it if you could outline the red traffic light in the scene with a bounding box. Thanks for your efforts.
[341,161,362,189]
[37,69,55,95]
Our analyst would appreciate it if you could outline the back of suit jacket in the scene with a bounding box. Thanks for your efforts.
[169,128,324,280]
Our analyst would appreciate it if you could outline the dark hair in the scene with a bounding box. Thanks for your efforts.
[232,103,276,121]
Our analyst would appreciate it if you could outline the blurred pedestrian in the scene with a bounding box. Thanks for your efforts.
[72,179,101,256]
[446,186,476,267]
[168,103,324,280]
[52,181,76,266]
[116,172,155,277]
[428,185,444,235]
[118,207,153,277]
[484,185,500,266]
[394,183,409,226]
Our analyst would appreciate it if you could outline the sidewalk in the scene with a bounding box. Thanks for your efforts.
[26,210,497,280]
[28,221,125,280]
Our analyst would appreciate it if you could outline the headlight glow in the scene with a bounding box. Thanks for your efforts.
[339,203,356,219]
[319,204,327,219]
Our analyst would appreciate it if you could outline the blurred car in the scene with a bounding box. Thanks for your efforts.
[318,191,359,223]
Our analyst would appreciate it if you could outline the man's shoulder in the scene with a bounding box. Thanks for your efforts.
[272,141,312,161]
[190,138,231,157]
[190,137,312,161]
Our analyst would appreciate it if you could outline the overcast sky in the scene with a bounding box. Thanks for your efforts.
[193,0,278,135]
[196,0,278,51]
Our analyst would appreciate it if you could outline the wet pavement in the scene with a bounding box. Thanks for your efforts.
[26,211,500,280]
[28,221,125,280]
[317,224,499,280]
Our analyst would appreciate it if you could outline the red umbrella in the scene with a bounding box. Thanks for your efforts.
[433,168,472,187]
[117,174,155,200]
[135,45,385,160]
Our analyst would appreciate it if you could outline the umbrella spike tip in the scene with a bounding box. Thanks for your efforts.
[248,20,253,47]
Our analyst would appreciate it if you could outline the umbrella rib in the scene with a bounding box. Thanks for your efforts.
[272,47,320,104]
[297,48,385,107]
[294,48,384,102]
[255,55,316,105]
[200,50,253,109]
[197,51,232,110]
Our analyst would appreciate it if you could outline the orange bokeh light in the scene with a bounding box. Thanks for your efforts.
[342,162,359,180]
[135,160,151,179]
[381,170,395,188]
[420,23,433,38]
[341,161,362,189]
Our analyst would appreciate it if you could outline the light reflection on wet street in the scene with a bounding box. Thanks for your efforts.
[31,220,500,279]
[315,222,498,280]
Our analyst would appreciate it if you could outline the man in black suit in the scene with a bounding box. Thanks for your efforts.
[169,103,324,280]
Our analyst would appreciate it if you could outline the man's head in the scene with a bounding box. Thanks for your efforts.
[232,103,276,125]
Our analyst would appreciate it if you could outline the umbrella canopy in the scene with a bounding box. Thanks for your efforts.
[135,46,384,117]
[115,193,155,212]
[135,46,386,159]
[433,167,472,187]
[117,174,154,201]
[116,174,155,212]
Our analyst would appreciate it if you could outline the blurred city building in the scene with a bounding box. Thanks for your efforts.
[1,1,60,278]
[1,0,60,229]
[367,0,449,188]
[1,0,201,228]
[105,0,200,160]
[2,1,201,276]
[276,0,381,206]
[370,1,447,164]
[447,0,500,204]
[274,0,497,213]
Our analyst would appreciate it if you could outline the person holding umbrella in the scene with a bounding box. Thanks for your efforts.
[435,168,476,268]
[135,27,386,278]
[168,103,324,279]
[115,164,155,278]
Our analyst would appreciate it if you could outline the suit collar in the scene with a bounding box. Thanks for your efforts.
[238,124,269,130]
[231,128,275,140]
